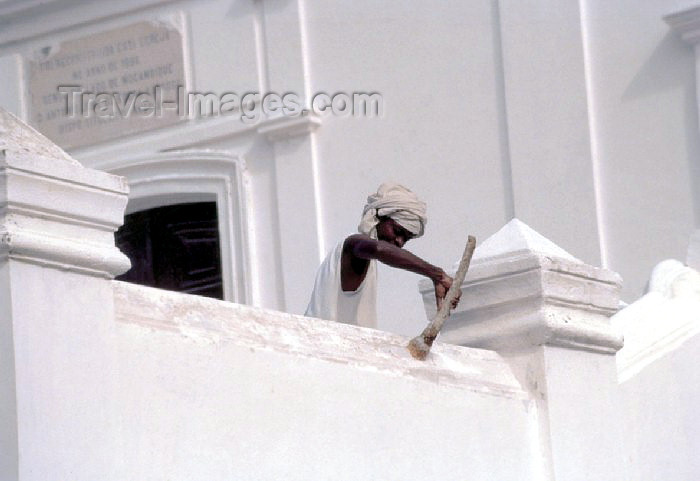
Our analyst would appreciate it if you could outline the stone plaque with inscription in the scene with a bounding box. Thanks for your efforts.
[28,20,187,150]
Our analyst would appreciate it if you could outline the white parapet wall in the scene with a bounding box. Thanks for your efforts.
[4,268,542,480]
[613,259,700,481]
[111,282,537,480]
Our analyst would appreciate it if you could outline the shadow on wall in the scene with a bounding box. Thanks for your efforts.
[623,31,700,228]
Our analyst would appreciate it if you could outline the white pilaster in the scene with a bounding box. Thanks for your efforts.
[259,0,324,313]
[498,0,602,265]
[261,119,322,313]
[0,108,129,479]
[420,218,626,481]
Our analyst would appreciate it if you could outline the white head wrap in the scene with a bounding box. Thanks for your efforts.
[358,183,427,239]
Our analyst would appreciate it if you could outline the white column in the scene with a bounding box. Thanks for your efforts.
[259,118,322,313]
[498,0,602,265]
[259,0,324,313]
[421,219,626,481]
[0,109,129,480]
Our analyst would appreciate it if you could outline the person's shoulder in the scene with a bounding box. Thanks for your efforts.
[343,233,372,249]
[342,234,379,260]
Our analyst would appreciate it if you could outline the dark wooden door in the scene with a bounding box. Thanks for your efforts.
[115,202,224,300]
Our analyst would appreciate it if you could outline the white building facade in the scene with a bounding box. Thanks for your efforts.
[1,117,698,478]
[1,2,700,478]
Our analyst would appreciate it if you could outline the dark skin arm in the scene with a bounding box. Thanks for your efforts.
[341,233,459,310]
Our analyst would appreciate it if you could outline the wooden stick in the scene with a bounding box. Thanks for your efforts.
[407,235,476,360]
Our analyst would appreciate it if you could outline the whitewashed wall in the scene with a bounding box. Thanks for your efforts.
[0,0,697,338]
[111,282,537,481]
[300,0,699,332]
[0,130,541,480]
[2,260,539,480]
[613,260,700,481]
[3,117,700,480]
[584,0,699,304]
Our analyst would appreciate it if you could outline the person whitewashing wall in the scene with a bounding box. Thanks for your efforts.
[304,183,460,327]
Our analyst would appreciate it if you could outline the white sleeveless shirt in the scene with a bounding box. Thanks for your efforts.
[304,237,377,328]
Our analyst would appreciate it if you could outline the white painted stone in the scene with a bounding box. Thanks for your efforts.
[503,344,627,481]
[613,259,700,480]
[647,258,700,298]
[423,218,622,354]
[0,108,130,277]
[587,0,697,302]
[0,263,17,481]
[0,108,543,479]
[614,259,700,381]
[0,108,79,166]
[420,219,627,481]
[498,0,602,266]
[0,108,131,479]
[468,217,581,265]
[257,113,321,141]
[110,281,536,481]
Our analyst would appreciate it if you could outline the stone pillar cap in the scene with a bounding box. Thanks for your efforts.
[466,218,581,266]
[0,107,130,278]
[420,218,623,354]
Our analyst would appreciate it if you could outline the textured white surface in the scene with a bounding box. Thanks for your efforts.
[418,220,628,480]
[114,281,525,398]
[614,260,700,381]
[614,259,700,480]
[422,220,622,353]
[0,110,131,278]
[0,108,79,166]
[107,282,537,481]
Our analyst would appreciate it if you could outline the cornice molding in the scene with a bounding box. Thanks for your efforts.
[0,147,130,278]
[75,114,322,169]
[665,5,700,45]
[0,226,130,278]
[257,113,322,142]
